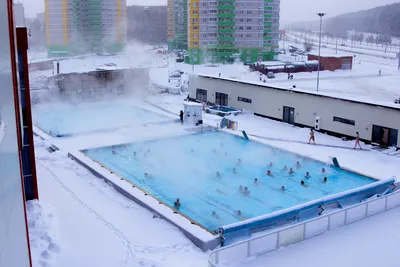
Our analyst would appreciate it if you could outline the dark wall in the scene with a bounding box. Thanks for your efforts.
[127,5,167,45]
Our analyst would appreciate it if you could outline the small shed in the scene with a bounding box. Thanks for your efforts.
[183,102,203,125]
[308,53,353,71]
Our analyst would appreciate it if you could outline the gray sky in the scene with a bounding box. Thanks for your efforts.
[20,0,400,23]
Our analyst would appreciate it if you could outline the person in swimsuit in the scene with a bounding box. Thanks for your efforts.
[174,198,181,207]
[281,186,285,191]
[305,172,310,178]
[289,168,294,175]
[243,187,250,196]
[282,165,288,171]
[268,162,273,167]
[267,170,273,176]
[322,168,326,173]
[212,211,221,219]
[323,177,328,183]
[254,178,259,185]
[232,167,237,174]
[216,171,222,178]
[296,161,301,168]
[354,132,362,149]
[308,128,315,144]
[301,180,307,187]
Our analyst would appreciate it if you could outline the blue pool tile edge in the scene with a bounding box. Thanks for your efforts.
[220,178,395,236]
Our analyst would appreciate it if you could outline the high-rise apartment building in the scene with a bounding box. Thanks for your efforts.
[187,0,280,64]
[45,0,127,57]
[167,0,188,51]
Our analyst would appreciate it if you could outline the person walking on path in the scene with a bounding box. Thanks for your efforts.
[308,128,316,145]
[354,132,362,149]
[179,110,184,124]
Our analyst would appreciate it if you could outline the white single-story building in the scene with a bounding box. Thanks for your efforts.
[188,75,400,148]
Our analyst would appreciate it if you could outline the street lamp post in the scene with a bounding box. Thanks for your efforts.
[316,13,326,92]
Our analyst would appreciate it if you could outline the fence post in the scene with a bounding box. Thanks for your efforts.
[276,231,280,249]
[327,214,331,231]
[385,195,388,210]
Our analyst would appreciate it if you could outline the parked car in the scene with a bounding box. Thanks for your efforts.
[267,72,275,79]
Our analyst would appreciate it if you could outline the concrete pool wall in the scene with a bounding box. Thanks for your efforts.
[67,150,222,252]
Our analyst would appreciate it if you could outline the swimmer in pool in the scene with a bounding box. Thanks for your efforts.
[322,168,326,173]
[232,168,237,174]
[212,211,221,220]
[323,177,328,183]
[267,170,273,176]
[282,165,288,171]
[216,189,228,195]
[237,159,242,165]
[289,168,294,175]
[243,187,250,196]
[305,172,310,178]
[268,162,273,167]
[144,172,152,178]
[112,150,116,154]
[301,180,308,187]
[174,198,181,208]
[281,186,285,191]
[254,178,259,185]
[296,161,301,168]
[237,210,247,220]
[216,171,222,178]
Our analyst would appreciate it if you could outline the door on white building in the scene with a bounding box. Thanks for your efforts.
[283,106,295,125]
[215,92,228,106]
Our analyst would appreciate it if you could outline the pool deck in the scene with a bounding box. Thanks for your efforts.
[32,101,393,252]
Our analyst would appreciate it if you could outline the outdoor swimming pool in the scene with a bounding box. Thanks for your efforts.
[82,131,377,232]
[33,104,169,137]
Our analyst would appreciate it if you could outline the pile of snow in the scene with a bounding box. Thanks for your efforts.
[27,200,61,267]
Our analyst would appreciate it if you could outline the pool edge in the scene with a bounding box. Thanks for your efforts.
[68,150,222,252]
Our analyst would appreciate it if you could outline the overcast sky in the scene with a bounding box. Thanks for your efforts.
[20,0,400,23]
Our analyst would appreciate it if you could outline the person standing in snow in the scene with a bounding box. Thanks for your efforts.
[179,110,184,124]
[354,132,362,149]
[308,128,316,145]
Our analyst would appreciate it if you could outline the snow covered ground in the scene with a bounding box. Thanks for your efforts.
[27,45,400,267]
[224,205,400,267]
[28,137,207,267]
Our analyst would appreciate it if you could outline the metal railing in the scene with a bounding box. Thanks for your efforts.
[208,189,400,267]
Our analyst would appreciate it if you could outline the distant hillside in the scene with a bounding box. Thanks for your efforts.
[324,3,400,37]
[126,5,167,45]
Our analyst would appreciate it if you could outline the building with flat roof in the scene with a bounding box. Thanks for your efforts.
[1,2,39,267]
[308,53,353,71]
[45,0,127,57]
[186,0,280,65]
[189,74,400,148]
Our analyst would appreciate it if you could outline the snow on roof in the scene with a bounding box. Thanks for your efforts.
[184,102,203,107]
[256,61,285,66]
[308,52,354,58]
[198,74,400,111]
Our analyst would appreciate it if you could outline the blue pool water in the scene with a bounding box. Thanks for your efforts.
[210,106,238,112]
[34,104,168,136]
[83,131,376,231]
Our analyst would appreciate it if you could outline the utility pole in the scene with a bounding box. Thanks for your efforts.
[336,38,338,54]
[316,13,326,92]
